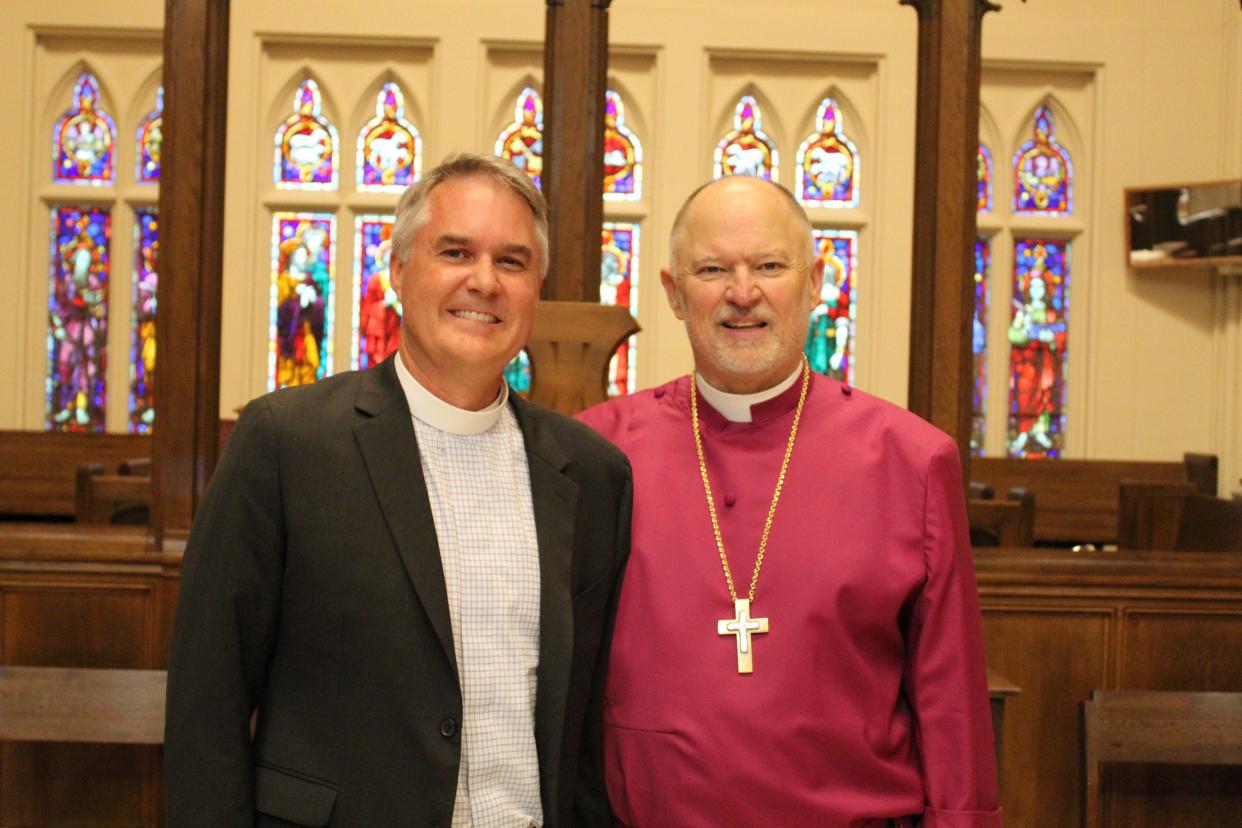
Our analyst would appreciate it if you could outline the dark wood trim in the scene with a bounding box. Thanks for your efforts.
[541,0,610,301]
[151,0,230,544]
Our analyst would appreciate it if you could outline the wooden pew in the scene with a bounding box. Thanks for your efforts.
[969,488,1036,548]
[1120,482,1242,551]
[74,464,151,526]
[971,454,1214,547]
[0,431,152,520]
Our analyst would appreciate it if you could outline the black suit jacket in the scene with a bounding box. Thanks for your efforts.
[165,358,631,827]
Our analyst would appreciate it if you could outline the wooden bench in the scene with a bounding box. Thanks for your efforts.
[75,462,151,525]
[1119,482,1242,551]
[0,666,166,745]
[969,488,1036,548]
[971,454,1215,547]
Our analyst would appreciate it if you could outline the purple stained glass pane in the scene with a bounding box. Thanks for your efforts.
[496,87,544,189]
[136,86,163,184]
[796,98,860,207]
[353,216,400,371]
[357,83,421,192]
[714,95,777,181]
[274,79,338,189]
[977,144,992,213]
[129,208,159,433]
[54,73,116,185]
[270,213,335,389]
[603,91,642,201]
[1008,239,1069,458]
[601,223,639,395]
[1013,107,1072,216]
[804,229,857,385]
[47,206,110,431]
[971,238,990,455]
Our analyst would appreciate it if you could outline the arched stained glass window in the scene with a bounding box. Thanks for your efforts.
[270,213,335,389]
[603,90,641,201]
[1008,239,1069,458]
[804,229,857,385]
[714,95,777,181]
[353,215,400,371]
[971,238,990,455]
[504,350,532,394]
[136,86,163,184]
[796,98,859,207]
[129,208,158,432]
[357,83,421,193]
[47,206,110,431]
[1013,106,1072,216]
[496,87,544,189]
[601,222,639,395]
[274,79,339,190]
[977,144,992,213]
[54,73,116,185]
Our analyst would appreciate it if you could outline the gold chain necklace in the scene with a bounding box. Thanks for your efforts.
[690,355,810,673]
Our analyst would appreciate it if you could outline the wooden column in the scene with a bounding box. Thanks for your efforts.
[541,0,611,301]
[901,0,1000,475]
[150,0,230,545]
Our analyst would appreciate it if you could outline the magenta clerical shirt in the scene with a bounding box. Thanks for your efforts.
[577,373,1001,828]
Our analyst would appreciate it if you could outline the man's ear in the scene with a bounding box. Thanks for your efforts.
[390,256,405,293]
[808,256,825,303]
[660,268,685,320]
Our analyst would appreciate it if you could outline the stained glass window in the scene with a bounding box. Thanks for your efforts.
[971,238,990,455]
[1008,239,1069,458]
[54,73,116,186]
[601,222,639,395]
[496,87,544,189]
[795,98,859,207]
[357,83,421,193]
[603,90,642,201]
[714,95,777,181]
[274,79,339,190]
[129,208,159,433]
[271,213,335,389]
[46,206,110,431]
[353,216,400,371]
[804,229,857,385]
[1013,106,1072,216]
[977,144,992,213]
[504,350,532,394]
[136,86,163,184]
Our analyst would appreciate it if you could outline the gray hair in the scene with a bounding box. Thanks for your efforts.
[668,176,817,275]
[391,152,549,277]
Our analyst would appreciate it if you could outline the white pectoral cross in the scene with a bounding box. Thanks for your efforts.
[717,597,769,674]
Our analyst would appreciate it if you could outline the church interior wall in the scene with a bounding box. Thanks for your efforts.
[1,0,1239,493]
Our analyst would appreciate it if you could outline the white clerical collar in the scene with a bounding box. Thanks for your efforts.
[394,355,508,436]
[695,364,802,423]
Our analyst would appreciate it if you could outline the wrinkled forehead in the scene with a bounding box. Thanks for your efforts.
[673,181,812,266]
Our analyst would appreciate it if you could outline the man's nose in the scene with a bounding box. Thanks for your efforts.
[465,258,501,294]
[724,267,761,307]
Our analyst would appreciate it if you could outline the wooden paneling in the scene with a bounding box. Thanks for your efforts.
[0,432,152,519]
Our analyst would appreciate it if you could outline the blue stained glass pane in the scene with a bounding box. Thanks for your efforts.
[274,79,339,190]
[796,98,860,207]
[1013,107,1072,216]
[804,229,857,385]
[357,83,421,193]
[496,87,544,189]
[54,73,116,186]
[603,91,642,201]
[353,216,400,370]
[1008,239,1069,458]
[270,213,336,389]
[714,95,777,181]
[971,238,990,456]
[136,86,163,184]
[129,208,159,432]
[601,222,639,395]
[47,206,110,431]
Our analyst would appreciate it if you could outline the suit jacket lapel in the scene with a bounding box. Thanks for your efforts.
[353,358,457,676]
[512,396,578,809]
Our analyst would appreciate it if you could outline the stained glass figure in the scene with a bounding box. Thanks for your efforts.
[357,83,421,193]
[601,223,639,395]
[136,86,164,184]
[495,87,544,189]
[804,229,857,385]
[971,238,990,455]
[129,208,159,433]
[274,79,339,190]
[46,206,110,431]
[1008,240,1069,458]
[54,73,116,185]
[977,144,992,213]
[270,213,335,389]
[795,98,859,207]
[1013,106,1072,216]
[504,350,532,393]
[602,90,642,201]
[353,216,400,370]
[714,95,777,181]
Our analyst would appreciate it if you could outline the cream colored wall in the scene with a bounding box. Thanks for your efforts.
[3,0,1239,493]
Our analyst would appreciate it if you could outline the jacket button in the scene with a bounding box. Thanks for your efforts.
[724,494,736,507]
[439,718,457,737]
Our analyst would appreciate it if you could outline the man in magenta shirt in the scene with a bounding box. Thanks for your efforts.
[578,176,1002,827]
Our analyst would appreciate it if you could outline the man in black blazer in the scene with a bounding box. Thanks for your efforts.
[165,153,631,827]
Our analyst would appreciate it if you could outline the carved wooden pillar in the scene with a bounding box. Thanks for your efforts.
[150,0,230,545]
[901,0,1000,477]
[541,0,611,301]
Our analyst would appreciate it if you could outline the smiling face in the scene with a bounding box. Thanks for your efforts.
[390,174,542,409]
[662,177,821,394]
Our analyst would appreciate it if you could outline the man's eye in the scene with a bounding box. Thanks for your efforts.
[758,261,786,272]
[441,248,467,259]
